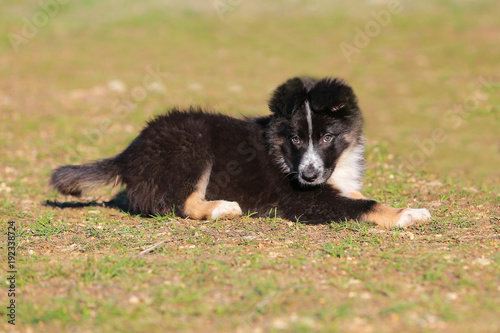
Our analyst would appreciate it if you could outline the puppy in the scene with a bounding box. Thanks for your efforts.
[51,77,431,228]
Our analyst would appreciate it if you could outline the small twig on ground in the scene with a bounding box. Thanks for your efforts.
[136,238,182,256]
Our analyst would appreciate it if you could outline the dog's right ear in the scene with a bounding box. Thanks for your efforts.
[268,77,306,118]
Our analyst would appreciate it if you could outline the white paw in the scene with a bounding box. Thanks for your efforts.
[210,201,243,219]
[397,208,431,227]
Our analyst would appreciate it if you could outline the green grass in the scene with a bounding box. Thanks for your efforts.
[1,0,499,332]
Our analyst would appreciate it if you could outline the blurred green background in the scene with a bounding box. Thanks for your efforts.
[1,0,499,189]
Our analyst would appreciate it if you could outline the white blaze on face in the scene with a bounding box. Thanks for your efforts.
[299,101,324,181]
[306,100,313,139]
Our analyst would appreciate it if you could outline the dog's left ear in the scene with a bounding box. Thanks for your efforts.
[308,78,359,115]
[268,77,307,118]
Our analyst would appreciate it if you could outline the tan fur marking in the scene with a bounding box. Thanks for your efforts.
[184,193,222,220]
[184,166,213,219]
[343,131,355,144]
[113,175,120,188]
[348,191,366,199]
[183,166,242,220]
[361,203,404,229]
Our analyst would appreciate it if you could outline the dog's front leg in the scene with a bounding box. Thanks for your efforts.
[346,191,431,228]
[360,204,431,228]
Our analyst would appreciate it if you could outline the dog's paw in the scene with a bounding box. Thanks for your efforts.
[210,200,243,219]
[397,208,431,227]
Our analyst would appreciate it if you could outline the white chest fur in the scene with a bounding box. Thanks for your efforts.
[326,141,365,195]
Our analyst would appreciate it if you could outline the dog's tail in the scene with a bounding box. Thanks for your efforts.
[50,157,121,197]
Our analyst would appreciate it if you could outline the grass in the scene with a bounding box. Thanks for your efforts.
[1,0,500,332]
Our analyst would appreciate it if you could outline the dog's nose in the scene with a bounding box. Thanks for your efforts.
[301,166,320,183]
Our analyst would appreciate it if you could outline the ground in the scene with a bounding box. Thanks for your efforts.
[0,1,499,332]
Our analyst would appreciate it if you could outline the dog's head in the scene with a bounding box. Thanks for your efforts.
[267,76,364,187]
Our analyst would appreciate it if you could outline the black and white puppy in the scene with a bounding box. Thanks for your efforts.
[51,77,431,228]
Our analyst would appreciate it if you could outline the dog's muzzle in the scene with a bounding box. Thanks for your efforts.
[300,165,321,183]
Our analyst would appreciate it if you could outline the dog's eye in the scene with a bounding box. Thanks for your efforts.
[322,134,334,143]
[291,136,302,145]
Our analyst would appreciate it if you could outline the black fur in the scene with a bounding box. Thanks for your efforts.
[268,77,307,118]
[51,77,378,223]
[51,158,119,197]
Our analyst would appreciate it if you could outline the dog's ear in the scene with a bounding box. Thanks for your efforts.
[308,78,359,115]
[268,77,307,118]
